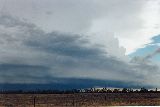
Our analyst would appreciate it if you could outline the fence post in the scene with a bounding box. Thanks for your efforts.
[33,96,36,107]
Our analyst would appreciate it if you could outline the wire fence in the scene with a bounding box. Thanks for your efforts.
[1,93,160,107]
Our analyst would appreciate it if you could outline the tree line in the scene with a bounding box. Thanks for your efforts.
[0,87,159,94]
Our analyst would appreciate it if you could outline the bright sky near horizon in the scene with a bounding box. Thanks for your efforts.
[0,0,160,89]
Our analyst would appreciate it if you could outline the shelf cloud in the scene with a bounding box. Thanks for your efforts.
[0,14,159,88]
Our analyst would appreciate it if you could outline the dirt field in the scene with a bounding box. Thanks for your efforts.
[0,93,160,106]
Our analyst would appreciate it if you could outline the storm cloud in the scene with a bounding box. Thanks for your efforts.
[0,14,159,89]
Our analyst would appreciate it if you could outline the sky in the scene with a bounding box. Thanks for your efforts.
[0,0,160,89]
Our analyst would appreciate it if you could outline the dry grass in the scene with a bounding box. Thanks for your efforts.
[0,93,160,106]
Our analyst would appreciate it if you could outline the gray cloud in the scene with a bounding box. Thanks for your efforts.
[0,0,152,54]
[25,32,105,59]
[144,48,160,60]
[0,0,144,33]
[0,64,51,84]
[0,14,159,88]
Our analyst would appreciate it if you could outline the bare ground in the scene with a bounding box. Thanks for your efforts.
[0,93,160,107]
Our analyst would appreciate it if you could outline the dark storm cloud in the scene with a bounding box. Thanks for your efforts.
[0,64,51,83]
[25,32,105,59]
[23,30,136,80]
[0,14,159,88]
[0,78,145,91]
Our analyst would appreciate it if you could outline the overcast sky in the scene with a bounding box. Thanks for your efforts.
[0,0,160,89]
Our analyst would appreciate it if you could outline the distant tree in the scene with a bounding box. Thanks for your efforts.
[122,88,128,93]
[113,89,120,93]
[95,89,101,93]
[134,90,139,93]
[150,90,154,92]
[107,89,112,93]
[140,87,148,92]
[156,88,158,92]
[101,88,107,93]
[128,88,133,92]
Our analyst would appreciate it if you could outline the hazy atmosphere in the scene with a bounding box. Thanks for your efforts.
[0,0,160,89]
